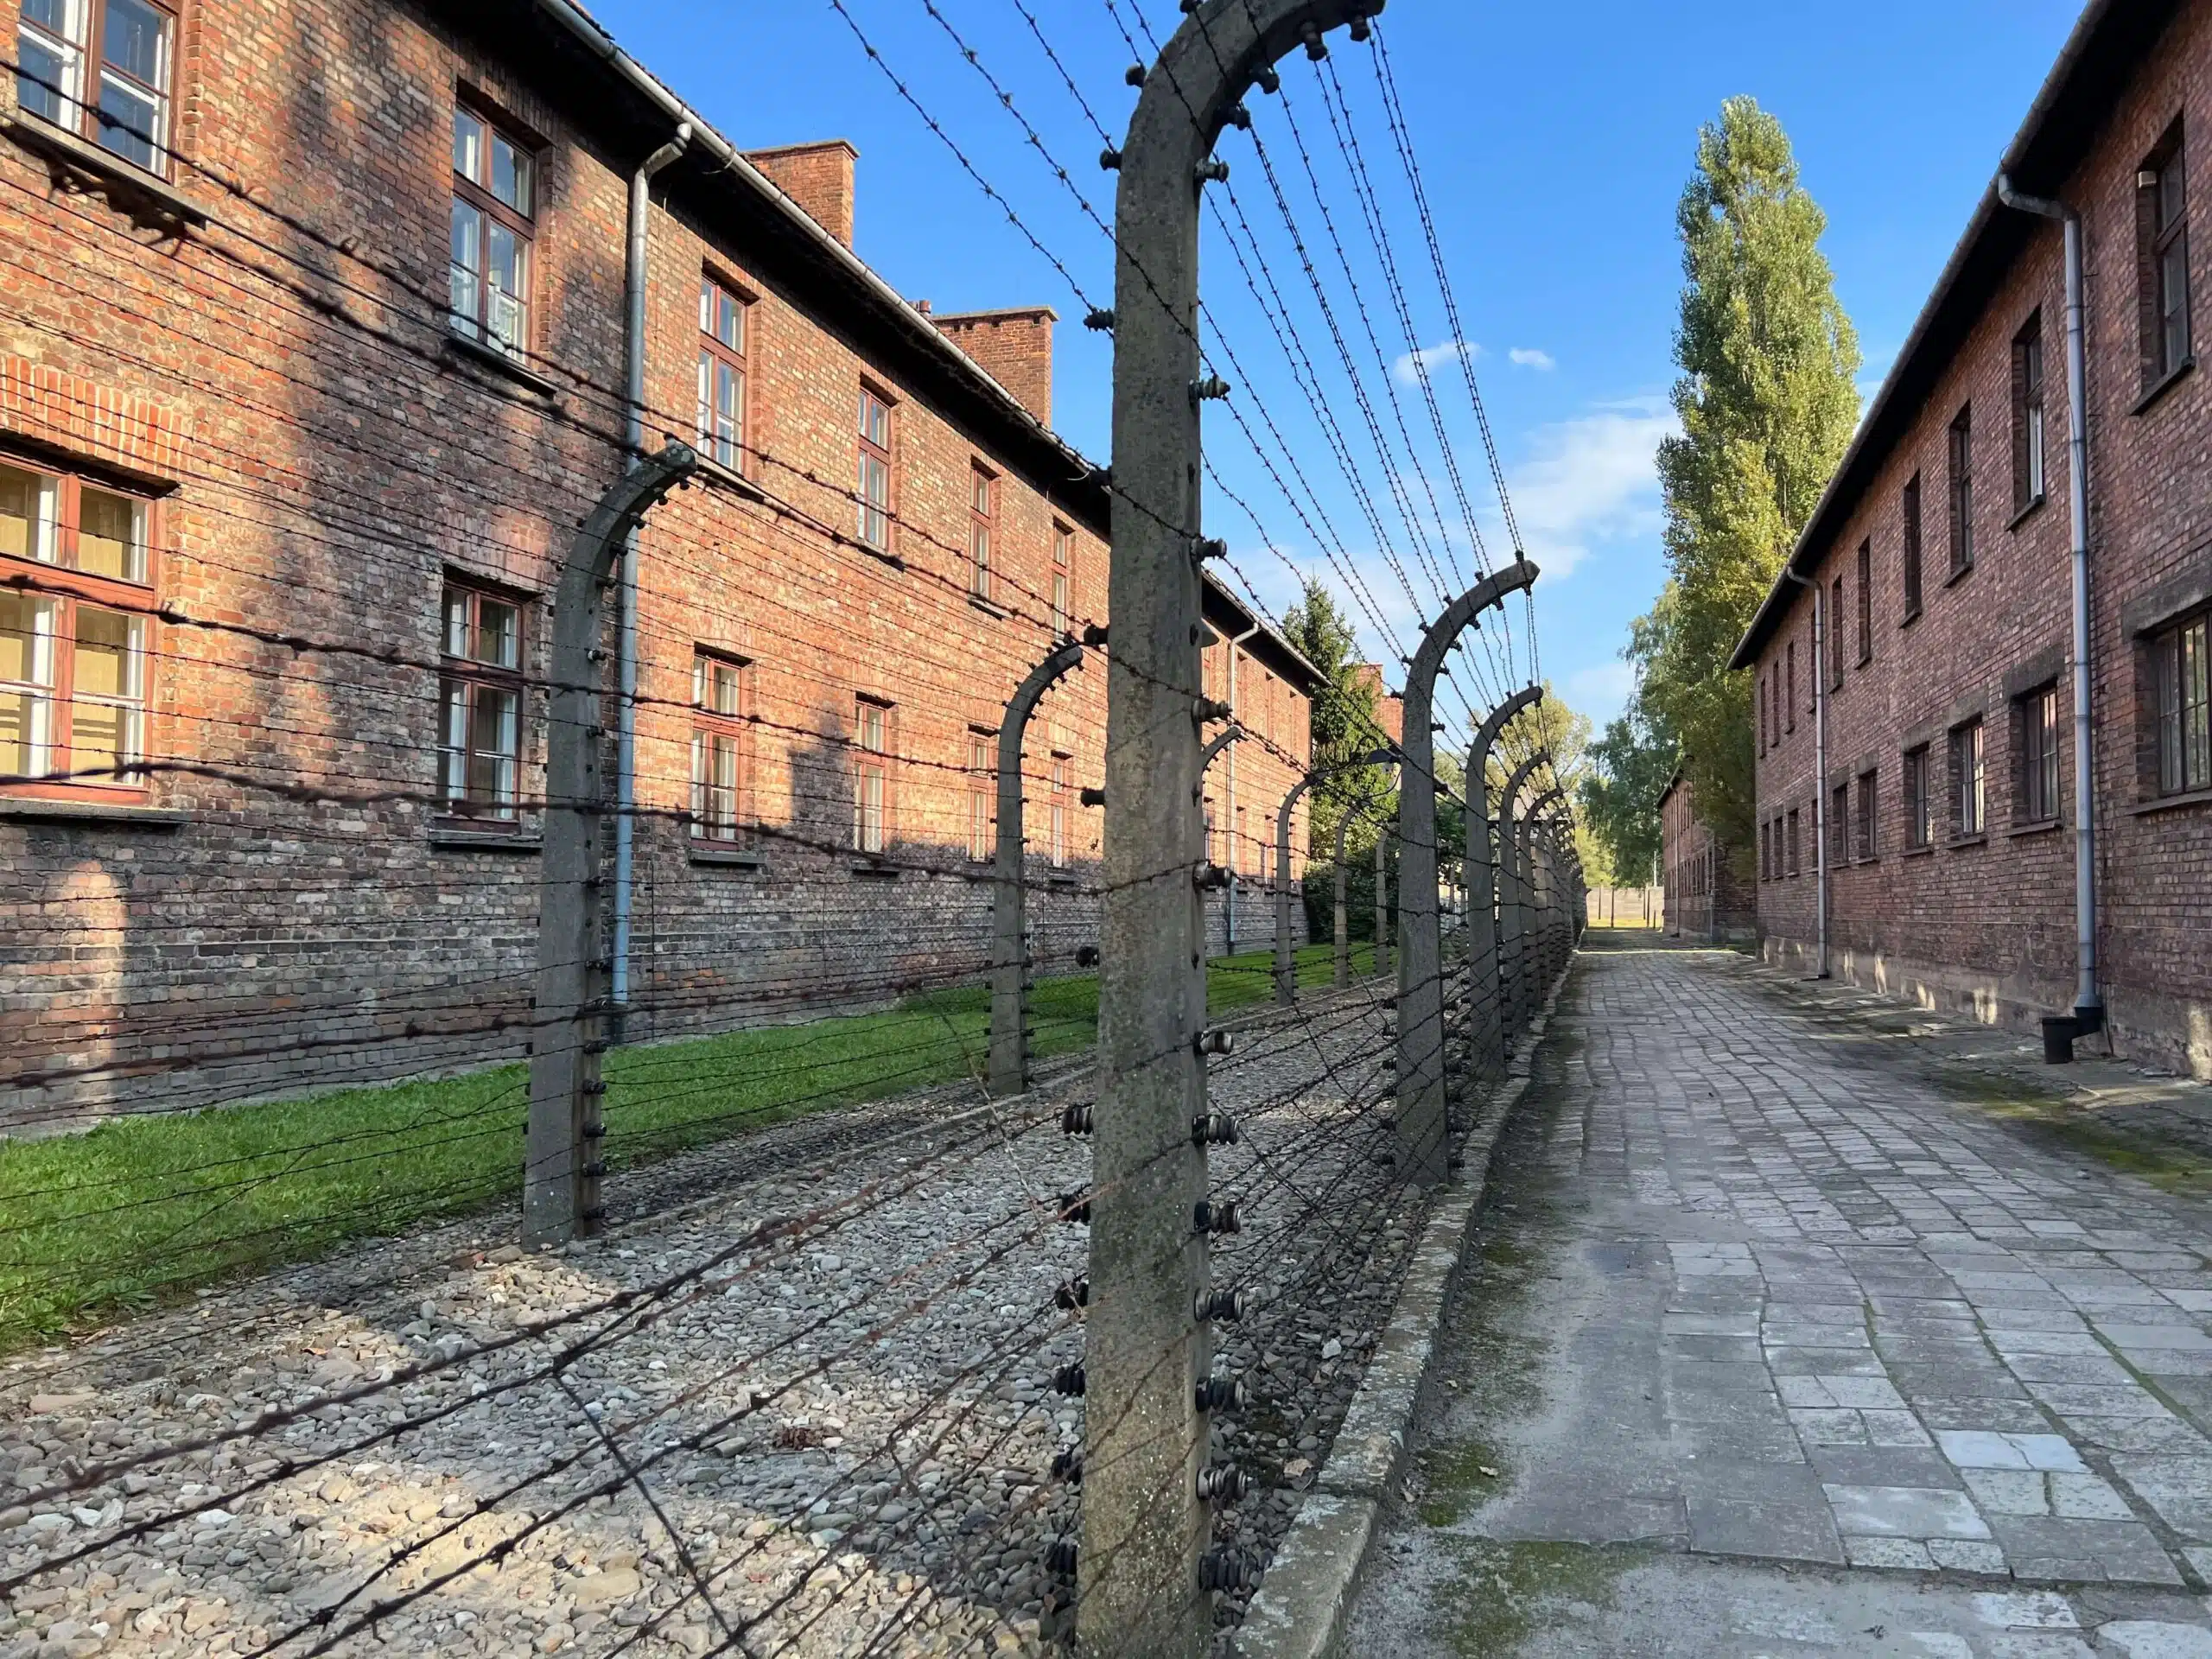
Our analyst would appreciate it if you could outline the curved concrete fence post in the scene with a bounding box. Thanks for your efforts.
[1392,561,1540,1186]
[988,635,1089,1096]
[1465,686,1542,1078]
[1496,753,1547,1046]
[524,442,699,1250]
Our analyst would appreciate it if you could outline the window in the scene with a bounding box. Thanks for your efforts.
[1829,578,1845,692]
[1052,524,1073,635]
[2018,683,2060,823]
[1902,473,1924,620]
[697,276,748,473]
[967,731,994,862]
[1234,805,1247,876]
[1786,807,1801,877]
[856,387,893,553]
[1785,642,1796,733]
[1951,718,1985,838]
[853,697,891,854]
[439,581,524,822]
[1948,406,1974,576]
[2013,314,2046,511]
[2143,127,2193,385]
[450,104,535,360]
[1830,782,1850,866]
[969,463,995,602]
[1049,754,1071,868]
[1904,745,1932,849]
[1260,813,1275,887]
[690,652,747,843]
[1856,541,1872,666]
[17,0,175,173]
[0,459,153,793]
[2152,607,2209,796]
[1856,769,1877,861]
[1759,819,1770,880]
[1758,669,1770,753]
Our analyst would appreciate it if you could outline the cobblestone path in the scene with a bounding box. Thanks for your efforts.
[1349,938,2212,1657]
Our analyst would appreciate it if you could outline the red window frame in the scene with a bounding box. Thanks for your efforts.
[853,696,893,854]
[449,99,537,360]
[16,0,179,175]
[1049,753,1071,868]
[967,729,995,863]
[0,454,158,801]
[698,274,750,474]
[969,461,995,601]
[690,649,751,845]
[857,387,894,554]
[1051,523,1073,636]
[437,577,528,825]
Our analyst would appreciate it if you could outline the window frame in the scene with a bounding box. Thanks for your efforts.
[1785,642,1796,734]
[689,648,751,847]
[2012,313,2047,512]
[969,461,996,603]
[966,729,995,864]
[852,695,893,855]
[1856,541,1872,666]
[448,98,538,362]
[856,385,895,556]
[1051,523,1073,637]
[2018,682,2061,825]
[1830,780,1850,867]
[2142,125,2193,387]
[1855,768,1877,862]
[0,454,159,800]
[1901,472,1924,620]
[437,576,529,826]
[1829,577,1846,692]
[1950,717,1986,840]
[2152,606,2210,798]
[1785,807,1801,877]
[1947,405,1974,578]
[1049,752,1071,869]
[696,273,751,475]
[16,0,180,176]
[1903,745,1932,850]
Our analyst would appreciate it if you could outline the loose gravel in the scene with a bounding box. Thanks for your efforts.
[0,981,1438,1657]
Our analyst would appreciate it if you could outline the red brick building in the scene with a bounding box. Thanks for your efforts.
[1657,771,1755,943]
[0,0,1317,1122]
[1733,0,2212,1077]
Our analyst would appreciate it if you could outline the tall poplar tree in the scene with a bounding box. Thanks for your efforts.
[1634,96,1861,856]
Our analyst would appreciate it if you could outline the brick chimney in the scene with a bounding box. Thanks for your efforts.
[931,306,1058,424]
[1351,664,1405,746]
[744,140,859,248]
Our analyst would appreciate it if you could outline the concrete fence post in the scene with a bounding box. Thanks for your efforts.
[1496,753,1544,1046]
[1392,563,1540,1185]
[1465,686,1541,1078]
[1332,808,1359,989]
[988,636,1089,1096]
[524,442,699,1251]
[1374,829,1391,980]
[1085,4,1376,1649]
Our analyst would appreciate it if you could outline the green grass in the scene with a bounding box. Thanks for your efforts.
[0,941,1374,1353]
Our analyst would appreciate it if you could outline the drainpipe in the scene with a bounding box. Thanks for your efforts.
[1221,620,1262,953]
[610,123,692,1027]
[1999,175,2101,1041]
[1783,568,1828,978]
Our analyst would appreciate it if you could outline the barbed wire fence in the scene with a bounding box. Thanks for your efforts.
[0,1,1587,1653]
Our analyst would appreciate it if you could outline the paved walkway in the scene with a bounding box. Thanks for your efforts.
[1347,938,2212,1657]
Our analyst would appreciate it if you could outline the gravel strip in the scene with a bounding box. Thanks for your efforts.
[0,980,1433,1657]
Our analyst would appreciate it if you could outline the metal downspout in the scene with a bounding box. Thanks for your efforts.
[1999,174,2101,1033]
[610,124,690,1027]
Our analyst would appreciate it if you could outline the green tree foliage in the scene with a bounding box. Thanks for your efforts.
[1579,690,1676,889]
[1634,96,1860,861]
[1281,580,1395,855]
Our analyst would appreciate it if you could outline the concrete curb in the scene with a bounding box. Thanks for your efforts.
[1230,962,1573,1659]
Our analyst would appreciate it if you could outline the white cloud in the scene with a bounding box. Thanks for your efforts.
[1508,347,1556,372]
[1394,338,1480,386]
[1499,396,1679,579]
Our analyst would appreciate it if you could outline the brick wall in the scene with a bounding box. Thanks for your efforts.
[1746,0,2212,1078]
[1660,774,1755,942]
[0,0,1313,1125]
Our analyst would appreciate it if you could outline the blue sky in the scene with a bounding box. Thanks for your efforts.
[594,0,2081,743]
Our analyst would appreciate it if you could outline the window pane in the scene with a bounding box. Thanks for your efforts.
[442,588,470,658]
[469,683,519,812]
[486,223,527,353]
[73,605,138,699]
[100,0,165,86]
[449,199,483,332]
[95,76,157,168]
[474,597,518,668]
[2186,619,2210,792]
[491,132,531,217]
[709,662,739,716]
[77,486,144,580]
[0,592,58,690]
[0,465,56,563]
[440,677,468,801]
[16,32,73,125]
[453,109,485,183]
